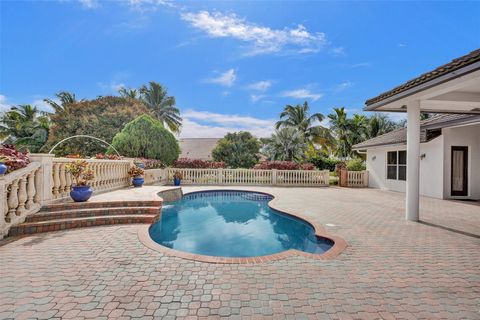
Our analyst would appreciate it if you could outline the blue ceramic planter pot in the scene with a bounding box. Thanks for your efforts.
[132,177,144,187]
[70,185,93,202]
[0,163,7,175]
[173,177,181,186]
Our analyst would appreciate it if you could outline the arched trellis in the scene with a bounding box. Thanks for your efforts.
[48,135,121,156]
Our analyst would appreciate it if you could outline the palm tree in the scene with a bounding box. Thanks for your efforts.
[118,87,139,99]
[44,91,77,115]
[275,101,332,148]
[328,107,352,159]
[139,81,182,132]
[0,105,50,152]
[367,113,401,139]
[263,127,307,162]
[349,114,368,146]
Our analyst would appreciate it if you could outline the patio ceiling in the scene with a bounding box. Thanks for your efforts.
[365,49,480,114]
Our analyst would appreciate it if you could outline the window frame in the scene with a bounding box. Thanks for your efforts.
[386,150,407,181]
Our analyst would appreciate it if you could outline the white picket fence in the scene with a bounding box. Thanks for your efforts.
[166,168,330,187]
[347,170,369,187]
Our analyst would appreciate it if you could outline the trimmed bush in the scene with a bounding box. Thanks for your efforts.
[212,132,260,168]
[254,161,315,170]
[108,115,180,165]
[173,158,225,169]
[346,158,366,171]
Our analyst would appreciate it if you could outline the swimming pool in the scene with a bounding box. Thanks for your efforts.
[149,190,333,258]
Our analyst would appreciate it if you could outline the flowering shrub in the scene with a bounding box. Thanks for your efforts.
[94,153,123,160]
[134,158,166,169]
[127,166,144,177]
[65,160,95,186]
[173,171,183,180]
[253,161,315,170]
[173,158,226,169]
[0,144,31,173]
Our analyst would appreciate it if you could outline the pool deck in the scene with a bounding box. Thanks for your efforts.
[1,186,479,319]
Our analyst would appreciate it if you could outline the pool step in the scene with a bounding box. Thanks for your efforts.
[25,207,161,222]
[9,215,159,236]
[8,200,162,237]
[40,200,162,212]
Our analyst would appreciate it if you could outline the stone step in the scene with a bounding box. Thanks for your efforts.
[25,207,161,223]
[41,200,162,212]
[9,215,159,236]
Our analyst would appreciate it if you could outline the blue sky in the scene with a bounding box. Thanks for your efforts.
[1,0,479,137]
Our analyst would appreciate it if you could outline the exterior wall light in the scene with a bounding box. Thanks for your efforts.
[420,153,426,160]
[372,155,376,161]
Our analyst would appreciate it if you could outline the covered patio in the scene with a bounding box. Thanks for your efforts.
[364,49,480,221]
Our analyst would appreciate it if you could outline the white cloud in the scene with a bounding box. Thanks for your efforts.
[250,94,266,103]
[206,69,237,87]
[181,10,327,55]
[127,0,178,11]
[180,109,275,138]
[97,81,126,94]
[78,0,98,9]
[0,95,11,113]
[398,43,407,47]
[334,81,354,92]
[281,89,323,101]
[247,80,271,92]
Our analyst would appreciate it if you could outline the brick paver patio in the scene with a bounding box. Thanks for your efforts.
[1,186,479,319]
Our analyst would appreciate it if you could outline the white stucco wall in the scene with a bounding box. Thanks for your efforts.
[365,135,444,199]
[443,123,480,200]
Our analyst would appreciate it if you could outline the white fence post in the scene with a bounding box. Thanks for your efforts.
[29,153,54,205]
[272,169,277,185]
[218,168,223,185]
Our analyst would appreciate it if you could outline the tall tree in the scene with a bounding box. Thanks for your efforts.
[0,105,50,152]
[275,101,333,149]
[263,127,307,162]
[118,87,139,99]
[139,81,182,132]
[328,107,352,159]
[367,113,401,139]
[44,91,77,116]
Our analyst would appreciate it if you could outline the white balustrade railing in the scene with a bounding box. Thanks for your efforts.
[347,170,369,187]
[0,162,42,237]
[51,158,132,200]
[167,168,330,187]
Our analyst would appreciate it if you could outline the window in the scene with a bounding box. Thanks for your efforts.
[387,150,407,181]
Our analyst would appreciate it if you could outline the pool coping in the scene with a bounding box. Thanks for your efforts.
[138,188,348,264]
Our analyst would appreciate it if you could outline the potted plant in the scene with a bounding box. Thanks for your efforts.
[65,160,95,202]
[128,166,145,187]
[0,156,8,175]
[173,171,183,186]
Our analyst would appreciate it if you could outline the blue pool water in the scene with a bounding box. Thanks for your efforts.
[149,191,333,257]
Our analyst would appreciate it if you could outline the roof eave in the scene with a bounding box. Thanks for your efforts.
[364,61,480,111]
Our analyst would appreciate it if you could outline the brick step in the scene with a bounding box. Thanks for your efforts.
[41,200,162,212]
[9,215,159,236]
[26,207,161,223]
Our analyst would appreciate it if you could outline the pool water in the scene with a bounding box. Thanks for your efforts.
[149,191,333,257]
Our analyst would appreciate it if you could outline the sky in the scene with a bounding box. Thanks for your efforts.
[1,0,479,138]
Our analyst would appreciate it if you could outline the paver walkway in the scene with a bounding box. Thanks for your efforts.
[1,186,479,319]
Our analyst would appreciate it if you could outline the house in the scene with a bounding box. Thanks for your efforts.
[353,113,480,200]
[356,48,480,221]
[178,138,220,160]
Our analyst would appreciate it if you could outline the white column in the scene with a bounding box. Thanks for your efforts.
[29,153,55,205]
[406,101,421,221]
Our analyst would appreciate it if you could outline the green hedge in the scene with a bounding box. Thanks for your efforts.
[109,115,179,165]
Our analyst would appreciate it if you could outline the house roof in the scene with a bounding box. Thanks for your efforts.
[365,49,480,107]
[178,138,220,160]
[352,114,480,150]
